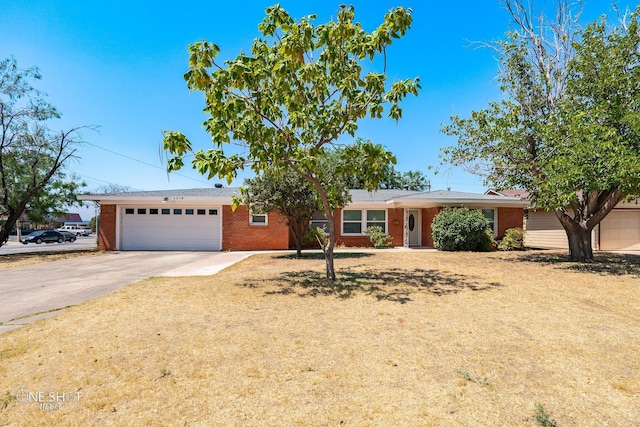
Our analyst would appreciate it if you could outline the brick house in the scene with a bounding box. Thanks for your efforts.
[487,189,640,251]
[78,188,527,251]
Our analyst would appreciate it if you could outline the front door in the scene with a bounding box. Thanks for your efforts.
[408,209,420,246]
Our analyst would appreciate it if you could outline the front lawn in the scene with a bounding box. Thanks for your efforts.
[0,251,638,426]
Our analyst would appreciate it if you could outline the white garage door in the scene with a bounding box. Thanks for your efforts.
[121,206,221,251]
[599,211,640,251]
[524,211,568,249]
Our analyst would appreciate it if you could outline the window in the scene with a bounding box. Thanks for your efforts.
[310,211,328,233]
[342,209,387,235]
[173,209,182,215]
[186,209,194,215]
[161,208,170,215]
[250,212,268,225]
[342,210,362,234]
[137,208,146,215]
[125,208,134,214]
[150,209,158,215]
[209,209,218,215]
[482,208,497,236]
[366,210,386,232]
[197,209,206,215]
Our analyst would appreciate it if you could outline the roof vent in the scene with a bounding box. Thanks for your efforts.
[214,183,223,188]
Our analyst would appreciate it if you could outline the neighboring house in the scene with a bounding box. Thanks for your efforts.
[487,189,640,251]
[77,188,527,252]
[53,213,88,228]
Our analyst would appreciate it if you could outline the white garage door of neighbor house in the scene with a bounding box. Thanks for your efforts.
[121,206,222,251]
[524,211,569,249]
[599,211,640,251]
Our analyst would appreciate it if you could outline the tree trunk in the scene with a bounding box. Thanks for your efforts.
[0,209,21,248]
[565,227,594,262]
[324,210,337,281]
[556,212,594,262]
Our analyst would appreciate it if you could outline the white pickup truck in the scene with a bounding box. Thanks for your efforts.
[56,225,92,236]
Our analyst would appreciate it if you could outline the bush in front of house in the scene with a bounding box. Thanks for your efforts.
[365,226,393,248]
[431,207,494,252]
[498,227,525,251]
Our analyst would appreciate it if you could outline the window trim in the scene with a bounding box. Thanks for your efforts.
[249,211,268,226]
[341,208,387,236]
[481,208,498,237]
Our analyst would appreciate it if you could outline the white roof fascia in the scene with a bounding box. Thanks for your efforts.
[76,194,233,205]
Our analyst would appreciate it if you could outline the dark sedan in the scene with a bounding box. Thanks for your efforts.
[59,231,77,243]
[20,230,65,245]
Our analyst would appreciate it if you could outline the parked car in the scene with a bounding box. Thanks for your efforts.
[58,231,77,243]
[20,230,65,244]
[56,225,91,236]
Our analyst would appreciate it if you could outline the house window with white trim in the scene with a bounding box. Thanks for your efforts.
[482,208,497,236]
[342,209,386,235]
[250,212,268,225]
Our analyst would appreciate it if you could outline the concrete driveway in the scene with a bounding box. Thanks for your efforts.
[0,251,256,335]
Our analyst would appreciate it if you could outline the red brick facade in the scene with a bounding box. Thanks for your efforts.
[496,207,524,238]
[421,207,441,247]
[99,204,117,251]
[221,205,290,251]
[96,203,524,251]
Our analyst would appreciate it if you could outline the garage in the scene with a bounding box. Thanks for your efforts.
[599,211,640,251]
[120,205,221,251]
[524,210,569,249]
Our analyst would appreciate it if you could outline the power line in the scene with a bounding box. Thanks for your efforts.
[82,141,213,185]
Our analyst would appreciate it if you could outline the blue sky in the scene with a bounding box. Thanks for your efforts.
[0,0,634,219]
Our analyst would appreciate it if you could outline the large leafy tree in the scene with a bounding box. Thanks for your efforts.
[0,57,87,246]
[441,0,640,262]
[163,4,420,279]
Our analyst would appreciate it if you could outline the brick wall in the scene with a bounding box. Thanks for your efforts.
[222,205,290,250]
[334,208,403,248]
[422,207,441,247]
[497,207,524,238]
[99,204,117,251]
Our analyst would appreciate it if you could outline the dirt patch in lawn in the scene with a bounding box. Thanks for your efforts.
[0,248,99,269]
[0,250,638,426]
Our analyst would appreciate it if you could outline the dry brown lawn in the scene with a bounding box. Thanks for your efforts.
[0,248,98,269]
[0,250,639,426]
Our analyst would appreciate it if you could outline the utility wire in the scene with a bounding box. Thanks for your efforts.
[82,141,213,185]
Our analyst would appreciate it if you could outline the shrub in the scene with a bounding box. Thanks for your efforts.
[498,227,525,251]
[365,226,393,248]
[431,207,494,252]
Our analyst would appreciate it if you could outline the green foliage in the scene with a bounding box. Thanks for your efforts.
[498,227,524,251]
[88,215,98,232]
[431,208,494,252]
[305,226,329,252]
[237,168,322,258]
[455,369,492,387]
[0,391,13,409]
[535,404,557,427]
[0,56,88,246]
[365,226,393,248]
[440,3,640,261]
[163,4,420,279]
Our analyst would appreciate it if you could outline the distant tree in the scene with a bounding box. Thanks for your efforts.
[0,57,89,246]
[163,5,420,279]
[239,168,321,259]
[88,215,98,232]
[441,0,640,261]
[326,139,430,191]
[93,183,133,195]
[397,169,430,191]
